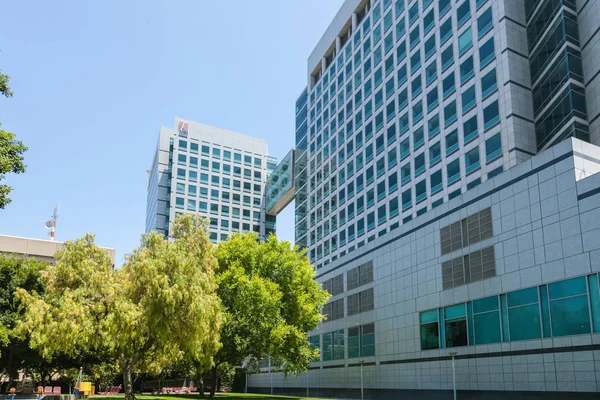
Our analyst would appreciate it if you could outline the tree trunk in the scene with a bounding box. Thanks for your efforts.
[198,377,204,396]
[209,366,218,398]
[123,363,135,400]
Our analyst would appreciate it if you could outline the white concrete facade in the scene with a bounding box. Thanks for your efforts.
[250,138,600,398]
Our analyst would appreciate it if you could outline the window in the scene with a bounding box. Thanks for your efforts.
[481,69,497,98]
[177,168,186,179]
[190,142,199,153]
[176,182,185,194]
[398,88,408,111]
[548,277,591,337]
[442,73,455,98]
[414,126,424,149]
[415,153,425,176]
[446,129,459,155]
[428,114,440,138]
[477,7,493,38]
[507,287,541,341]
[402,189,412,210]
[473,296,501,345]
[409,2,419,24]
[178,140,187,150]
[447,159,460,184]
[348,323,375,358]
[458,27,472,55]
[440,208,493,254]
[413,100,423,123]
[465,147,480,173]
[462,86,476,113]
[409,26,420,49]
[444,303,468,348]
[442,246,495,289]
[444,100,457,126]
[411,75,422,98]
[485,133,502,162]
[175,197,184,209]
[429,141,441,165]
[483,100,499,130]
[423,9,435,33]
[427,88,439,111]
[463,115,478,143]
[479,37,495,68]
[426,62,437,86]
[431,170,442,193]
[347,261,373,290]
[401,137,410,159]
[457,0,470,27]
[420,309,439,350]
[347,288,375,316]
[401,162,411,184]
[460,56,474,83]
[440,17,452,44]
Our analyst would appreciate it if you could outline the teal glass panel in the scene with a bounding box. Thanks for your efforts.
[362,333,375,356]
[474,311,501,344]
[550,295,591,337]
[333,329,345,360]
[539,286,551,338]
[347,335,360,358]
[508,304,541,341]
[473,296,499,313]
[439,309,446,348]
[322,333,333,361]
[445,303,466,319]
[420,323,439,350]
[467,302,474,345]
[445,318,467,348]
[507,287,538,307]
[421,309,438,324]
[500,294,509,341]
[548,276,587,299]
[589,274,600,333]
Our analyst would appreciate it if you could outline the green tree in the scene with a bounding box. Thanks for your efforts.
[211,233,329,397]
[0,66,28,209]
[16,214,222,400]
[0,255,46,385]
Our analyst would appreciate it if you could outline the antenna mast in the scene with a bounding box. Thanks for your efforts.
[45,205,58,241]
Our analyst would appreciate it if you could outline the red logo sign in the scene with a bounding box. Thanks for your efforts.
[178,121,189,136]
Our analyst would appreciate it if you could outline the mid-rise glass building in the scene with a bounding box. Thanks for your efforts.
[146,117,277,242]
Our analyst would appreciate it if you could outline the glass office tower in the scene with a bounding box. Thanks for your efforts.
[146,117,276,242]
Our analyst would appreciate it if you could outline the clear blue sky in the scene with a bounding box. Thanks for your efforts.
[0,0,343,264]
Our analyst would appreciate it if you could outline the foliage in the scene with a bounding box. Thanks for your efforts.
[0,255,46,382]
[211,234,329,396]
[0,65,27,209]
[16,214,222,400]
[0,69,12,98]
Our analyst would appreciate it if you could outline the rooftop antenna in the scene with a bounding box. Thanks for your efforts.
[44,204,59,241]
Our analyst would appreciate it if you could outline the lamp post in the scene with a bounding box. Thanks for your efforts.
[268,356,274,396]
[306,370,309,398]
[359,359,365,400]
[448,351,457,400]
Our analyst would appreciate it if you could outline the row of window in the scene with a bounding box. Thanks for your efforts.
[175,169,263,195]
[420,274,600,350]
[307,164,503,265]
[174,156,264,181]
[308,139,500,244]
[173,185,263,207]
[174,197,262,219]
[308,323,375,362]
[177,139,265,168]
[440,207,493,255]
[322,287,375,322]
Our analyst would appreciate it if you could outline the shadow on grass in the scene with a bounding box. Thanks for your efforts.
[97,394,328,400]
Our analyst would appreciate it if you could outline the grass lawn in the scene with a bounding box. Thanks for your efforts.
[98,394,329,400]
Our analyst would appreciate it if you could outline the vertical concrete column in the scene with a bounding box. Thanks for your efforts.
[336,36,341,54]
[352,12,358,31]
[322,57,327,72]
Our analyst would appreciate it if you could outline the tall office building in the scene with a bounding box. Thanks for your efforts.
[146,117,277,242]
[250,0,600,397]
[294,0,599,270]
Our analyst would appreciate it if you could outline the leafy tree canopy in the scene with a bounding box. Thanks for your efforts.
[0,66,27,209]
[210,233,329,396]
[16,214,222,400]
